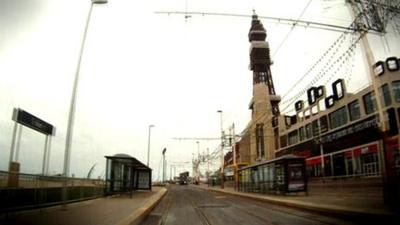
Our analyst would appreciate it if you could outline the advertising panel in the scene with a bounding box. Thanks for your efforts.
[138,171,150,189]
[287,163,305,191]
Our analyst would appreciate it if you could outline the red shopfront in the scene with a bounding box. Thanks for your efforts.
[306,143,382,177]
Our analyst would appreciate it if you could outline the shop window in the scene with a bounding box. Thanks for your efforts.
[380,84,392,107]
[305,123,312,139]
[324,156,332,177]
[307,163,322,177]
[329,106,348,129]
[346,156,354,175]
[363,92,377,115]
[333,153,346,176]
[348,100,361,121]
[392,81,400,102]
[362,153,379,176]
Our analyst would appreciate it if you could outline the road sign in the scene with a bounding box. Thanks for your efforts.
[12,108,55,136]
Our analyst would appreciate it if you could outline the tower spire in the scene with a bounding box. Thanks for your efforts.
[248,12,280,115]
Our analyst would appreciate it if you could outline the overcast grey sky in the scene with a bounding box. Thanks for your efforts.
[1,0,399,180]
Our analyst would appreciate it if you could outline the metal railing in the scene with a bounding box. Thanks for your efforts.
[0,171,105,212]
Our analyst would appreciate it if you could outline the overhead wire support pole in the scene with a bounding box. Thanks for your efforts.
[217,110,224,189]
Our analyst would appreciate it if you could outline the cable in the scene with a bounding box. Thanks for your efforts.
[272,0,314,57]
[280,32,362,113]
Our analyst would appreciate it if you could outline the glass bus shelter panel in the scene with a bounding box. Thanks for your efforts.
[275,163,285,193]
[238,155,307,194]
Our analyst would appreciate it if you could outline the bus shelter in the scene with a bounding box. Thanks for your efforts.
[105,154,151,196]
[238,155,307,195]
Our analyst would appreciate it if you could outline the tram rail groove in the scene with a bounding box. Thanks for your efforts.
[185,188,213,225]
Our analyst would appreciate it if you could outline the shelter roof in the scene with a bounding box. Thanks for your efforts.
[105,153,151,170]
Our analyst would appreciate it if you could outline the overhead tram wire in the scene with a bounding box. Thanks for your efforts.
[154,11,357,33]
[279,33,363,114]
[279,29,348,105]
[278,16,364,113]
[272,0,314,58]
[278,13,366,103]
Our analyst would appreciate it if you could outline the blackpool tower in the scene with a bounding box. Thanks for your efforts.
[248,11,280,161]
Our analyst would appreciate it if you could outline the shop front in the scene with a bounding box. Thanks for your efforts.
[306,142,382,177]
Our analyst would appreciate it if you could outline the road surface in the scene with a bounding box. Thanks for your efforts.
[142,185,393,225]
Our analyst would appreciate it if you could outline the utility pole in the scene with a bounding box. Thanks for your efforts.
[217,110,224,189]
[232,123,238,190]
[162,148,166,183]
[170,164,173,181]
[206,147,210,182]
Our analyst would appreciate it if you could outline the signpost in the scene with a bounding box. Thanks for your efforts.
[9,108,56,179]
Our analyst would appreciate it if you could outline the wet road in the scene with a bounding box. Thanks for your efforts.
[142,185,388,225]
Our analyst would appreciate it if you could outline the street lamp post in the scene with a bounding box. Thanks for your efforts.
[62,0,108,208]
[147,125,155,166]
[217,110,224,189]
[162,148,166,183]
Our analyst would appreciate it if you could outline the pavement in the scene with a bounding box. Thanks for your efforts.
[194,183,399,218]
[0,186,167,225]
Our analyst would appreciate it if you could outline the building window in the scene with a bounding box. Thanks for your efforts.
[320,116,329,133]
[329,106,348,129]
[305,123,312,139]
[363,92,377,115]
[288,130,298,146]
[392,81,400,102]
[274,128,279,150]
[255,124,265,158]
[380,84,391,107]
[312,119,319,137]
[280,135,287,148]
[348,100,361,121]
[299,127,305,141]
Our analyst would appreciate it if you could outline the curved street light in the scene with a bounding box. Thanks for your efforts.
[62,0,108,208]
[147,125,155,166]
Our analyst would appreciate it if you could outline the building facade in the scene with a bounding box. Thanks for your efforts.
[275,57,400,181]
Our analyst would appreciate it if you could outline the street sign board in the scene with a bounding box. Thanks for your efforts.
[12,108,55,136]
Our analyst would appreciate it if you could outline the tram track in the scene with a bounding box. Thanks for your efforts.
[145,185,363,225]
[184,188,213,225]
[190,187,353,225]
[229,200,338,225]
[159,186,213,225]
